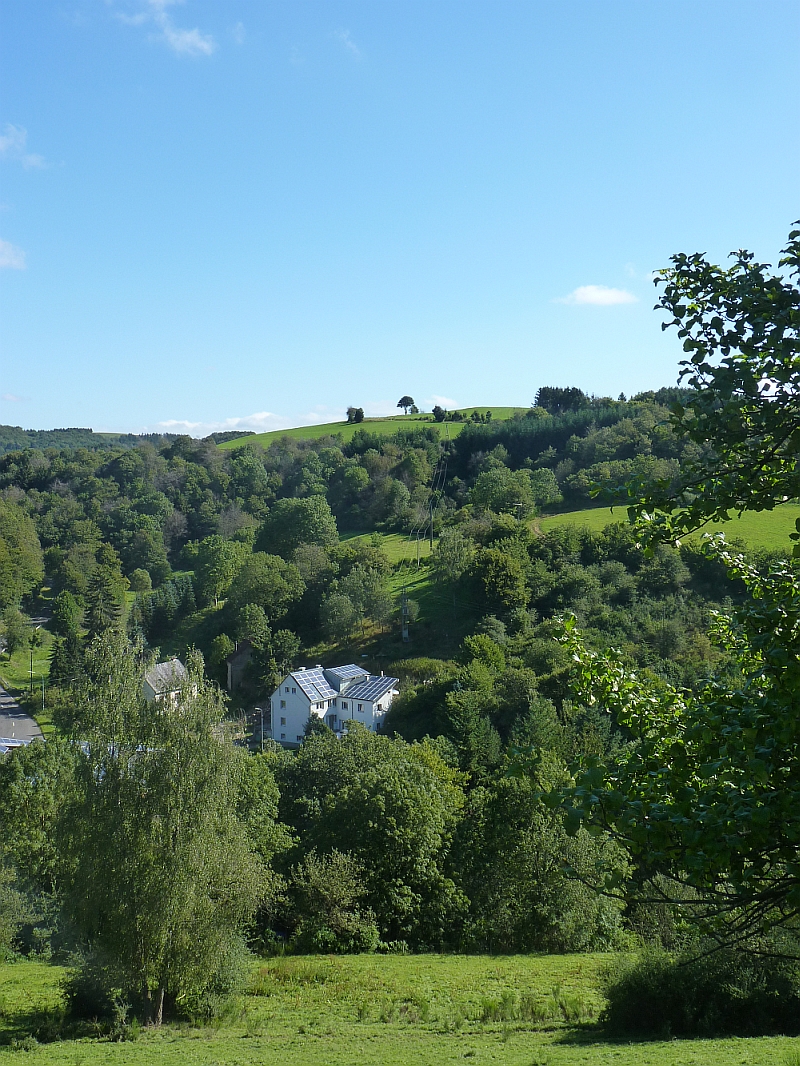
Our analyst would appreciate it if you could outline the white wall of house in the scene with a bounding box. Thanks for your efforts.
[270,679,312,745]
[327,690,397,731]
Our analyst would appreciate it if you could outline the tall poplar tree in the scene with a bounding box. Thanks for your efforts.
[60,637,266,1023]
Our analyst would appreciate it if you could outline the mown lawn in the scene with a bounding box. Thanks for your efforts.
[217,408,526,451]
[539,502,800,552]
[1,955,797,1064]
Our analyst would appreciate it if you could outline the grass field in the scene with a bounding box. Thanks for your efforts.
[0,630,54,734]
[539,502,800,552]
[217,408,526,451]
[1,955,797,1065]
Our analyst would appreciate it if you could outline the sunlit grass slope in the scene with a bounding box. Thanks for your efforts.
[540,502,800,552]
[1,955,796,1065]
[217,408,526,450]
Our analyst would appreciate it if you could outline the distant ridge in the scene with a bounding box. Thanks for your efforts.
[0,425,178,456]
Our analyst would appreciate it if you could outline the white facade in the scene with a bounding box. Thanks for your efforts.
[269,664,399,747]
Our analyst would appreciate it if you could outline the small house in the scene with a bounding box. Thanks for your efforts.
[143,658,188,705]
[226,640,253,692]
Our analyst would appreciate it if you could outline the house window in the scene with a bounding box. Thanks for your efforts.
[342,701,348,710]
[292,687,296,694]
[285,687,289,693]
[281,733,286,740]
[280,717,286,726]
[280,700,286,709]
[296,736,303,742]
[358,704,363,712]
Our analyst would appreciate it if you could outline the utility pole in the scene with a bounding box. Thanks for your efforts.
[416,533,420,569]
[401,588,410,642]
[429,499,435,550]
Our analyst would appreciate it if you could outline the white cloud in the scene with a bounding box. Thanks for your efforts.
[0,238,26,269]
[152,411,292,436]
[556,285,637,306]
[1,393,25,402]
[0,125,46,169]
[334,29,361,57]
[117,1,216,57]
[230,21,245,45]
[431,395,458,409]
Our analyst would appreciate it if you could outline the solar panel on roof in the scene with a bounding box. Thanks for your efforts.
[330,664,368,679]
[346,675,399,702]
[294,668,336,701]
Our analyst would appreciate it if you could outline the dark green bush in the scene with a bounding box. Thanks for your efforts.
[601,945,800,1037]
[62,959,118,1020]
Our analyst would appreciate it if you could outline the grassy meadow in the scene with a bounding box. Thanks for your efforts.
[2,954,798,1065]
[0,630,54,734]
[539,502,800,552]
[216,408,527,451]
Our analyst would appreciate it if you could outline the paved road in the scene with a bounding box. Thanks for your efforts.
[0,684,43,744]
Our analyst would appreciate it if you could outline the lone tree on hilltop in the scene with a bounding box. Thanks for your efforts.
[397,395,415,415]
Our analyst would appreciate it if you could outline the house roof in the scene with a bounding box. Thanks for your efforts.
[345,674,399,703]
[144,658,187,694]
[291,668,337,702]
[324,664,369,690]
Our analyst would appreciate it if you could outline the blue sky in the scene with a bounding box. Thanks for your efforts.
[1,1,798,434]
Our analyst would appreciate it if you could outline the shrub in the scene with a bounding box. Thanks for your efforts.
[128,569,152,593]
[601,945,800,1037]
[62,957,119,1020]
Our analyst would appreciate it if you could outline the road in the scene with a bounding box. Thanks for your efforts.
[0,684,43,744]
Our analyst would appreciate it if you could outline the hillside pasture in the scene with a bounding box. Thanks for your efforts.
[0,955,796,1065]
[539,502,800,552]
[217,408,526,451]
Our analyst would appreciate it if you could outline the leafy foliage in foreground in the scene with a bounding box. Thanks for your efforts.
[625,221,800,547]
[541,540,800,941]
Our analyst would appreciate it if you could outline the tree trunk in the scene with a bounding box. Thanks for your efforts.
[155,987,165,1027]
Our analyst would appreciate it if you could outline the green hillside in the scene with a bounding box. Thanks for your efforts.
[539,502,800,552]
[217,408,526,450]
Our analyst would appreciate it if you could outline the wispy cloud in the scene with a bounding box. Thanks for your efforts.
[0,238,26,269]
[556,285,637,306]
[1,393,26,403]
[153,411,291,436]
[431,395,458,409]
[0,125,46,169]
[116,1,216,57]
[334,29,361,58]
[230,21,245,46]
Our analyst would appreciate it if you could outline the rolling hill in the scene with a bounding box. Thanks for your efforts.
[216,408,527,450]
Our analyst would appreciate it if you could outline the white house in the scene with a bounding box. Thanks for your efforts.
[269,664,399,746]
[143,658,188,705]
